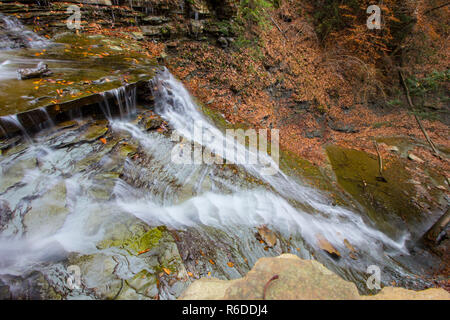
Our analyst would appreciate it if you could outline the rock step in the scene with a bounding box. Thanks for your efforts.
[0,80,152,139]
[1,0,239,40]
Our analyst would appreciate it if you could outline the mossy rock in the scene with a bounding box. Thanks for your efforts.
[97,225,165,255]
[326,145,428,238]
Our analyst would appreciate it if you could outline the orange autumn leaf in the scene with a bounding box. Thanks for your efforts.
[227,262,234,268]
[209,259,215,265]
[137,248,150,255]
[187,272,193,277]
[100,138,107,144]
[163,268,171,275]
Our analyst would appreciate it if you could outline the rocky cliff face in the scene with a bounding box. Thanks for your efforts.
[0,0,238,40]
[180,254,450,300]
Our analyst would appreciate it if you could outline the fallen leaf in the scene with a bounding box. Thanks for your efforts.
[163,268,171,275]
[316,234,341,257]
[343,239,356,252]
[257,225,277,248]
[209,259,215,265]
[137,248,150,255]
[100,138,107,144]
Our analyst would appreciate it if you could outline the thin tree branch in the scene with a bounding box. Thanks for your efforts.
[262,8,287,40]
[399,70,441,157]
[424,2,450,15]
[373,140,387,182]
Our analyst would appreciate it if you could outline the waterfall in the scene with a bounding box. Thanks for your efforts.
[116,69,410,261]
[99,85,137,120]
[0,115,32,143]
[0,14,50,50]
[39,107,55,129]
[0,69,423,296]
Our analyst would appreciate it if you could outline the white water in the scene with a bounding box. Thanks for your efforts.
[116,69,409,255]
[0,14,51,83]
[0,14,49,50]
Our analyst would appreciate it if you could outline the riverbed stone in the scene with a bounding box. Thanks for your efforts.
[0,157,37,193]
[23,182,69,238]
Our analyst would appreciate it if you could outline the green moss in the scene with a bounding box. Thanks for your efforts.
[314,104,328,114]
[98,226,165,255]
[118,143,138,158]
[201,104,249,131]
[326,145,425,238]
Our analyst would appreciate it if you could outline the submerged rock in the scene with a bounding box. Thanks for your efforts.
[180,254,450,300]
[23,182,69,238]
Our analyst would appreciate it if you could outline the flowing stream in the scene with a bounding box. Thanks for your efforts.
[0,16,437,299]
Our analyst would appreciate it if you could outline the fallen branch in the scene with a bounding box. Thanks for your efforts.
[424,2,450,15]
[399,70,441,157]
[373,140,387,182]
[263,274,279,300]
[263,9,287,40]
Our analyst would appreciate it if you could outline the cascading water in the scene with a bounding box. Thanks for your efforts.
[0,69,434,299]
[0,14,50,50]
[99,86,138,120]
[145,69,409,252]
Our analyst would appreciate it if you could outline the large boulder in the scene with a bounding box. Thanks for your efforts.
[180,254,450,300]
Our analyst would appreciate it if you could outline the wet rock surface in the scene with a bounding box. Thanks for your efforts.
[0,4,448,297]
[17,61,52,80]
[0,29,156,116]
